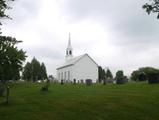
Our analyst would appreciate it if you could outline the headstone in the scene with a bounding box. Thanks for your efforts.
[73,79,76,85]
[61,80,64,85]
[85,79,92,86]
[81,79,84,84]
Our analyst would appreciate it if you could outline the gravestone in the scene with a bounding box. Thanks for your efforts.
[61,80,64,85]
[73,79,76,85]
[85,79,92,86]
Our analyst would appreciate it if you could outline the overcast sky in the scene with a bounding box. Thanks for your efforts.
[2,0,159,76]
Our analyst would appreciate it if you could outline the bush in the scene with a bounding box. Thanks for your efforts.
[41,80,50,91]
[147,72,159,84]
[131,67,159,82]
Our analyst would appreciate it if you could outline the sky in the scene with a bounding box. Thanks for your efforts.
[1,0,159,77]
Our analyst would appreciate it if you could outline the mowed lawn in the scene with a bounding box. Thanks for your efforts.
[0,82,159,120]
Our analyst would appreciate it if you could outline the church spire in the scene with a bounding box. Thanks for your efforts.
[66,33,73,61]
[67,33,72,49]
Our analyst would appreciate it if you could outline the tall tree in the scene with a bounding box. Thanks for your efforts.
[0,36,26,82]
[0,0,26,82]
[22,62,32,81]
[105,69,113,79]
[40,62,47,80]
[98,66,106,83]
[143,0,159,19]
[22,58,48,82]
[31,57,41,82]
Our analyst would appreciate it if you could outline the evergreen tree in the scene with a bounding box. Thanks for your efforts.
[31,57,41,82]
[98,66,106,83]
[22,58,48,82]
[40,62,47,80]
[105,69,113,79]
[22,62,32,81]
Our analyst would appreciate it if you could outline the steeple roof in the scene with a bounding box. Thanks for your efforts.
[67,33,72,50]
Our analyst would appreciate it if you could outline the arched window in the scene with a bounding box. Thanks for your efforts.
[69,50,72,55]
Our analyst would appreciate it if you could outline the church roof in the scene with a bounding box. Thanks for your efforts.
[56,54,98,70]
[57,54,85,70]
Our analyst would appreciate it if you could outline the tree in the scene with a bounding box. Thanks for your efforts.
[98,66,106,83]
[131,70,140,81]
[131,67,159,83]
[22,58,48,82]
[40,62,47,80]
[0,0,14,32]
[140,67,159,84]
[143,0,159,19]
[0,0,26,82]
[105,69,113,79]
[22,62,32,81]
[0,36,26,82]
[31,57,41,82]
[147,71,159,84]
[131,70,147,81]
[116,70,125,84]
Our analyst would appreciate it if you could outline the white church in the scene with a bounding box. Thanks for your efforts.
[56,34,98,83]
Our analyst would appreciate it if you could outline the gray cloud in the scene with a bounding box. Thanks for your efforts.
[3,0,41,27]
[2,0,159,76]
[62,0,159,43]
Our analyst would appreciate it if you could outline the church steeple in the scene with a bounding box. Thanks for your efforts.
[66,33,73,61]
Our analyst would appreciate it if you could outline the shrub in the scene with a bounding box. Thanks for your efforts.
[147,72,159,84]
[41,80,50,91]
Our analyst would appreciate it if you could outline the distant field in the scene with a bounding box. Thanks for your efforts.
[0,82,159,120]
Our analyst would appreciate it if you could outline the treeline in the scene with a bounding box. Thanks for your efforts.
[98,66,128,84]
[131,67,159,84]
[99,66,159,84]
[22,57,47,82]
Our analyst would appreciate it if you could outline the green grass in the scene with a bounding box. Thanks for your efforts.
[1,82,159,120]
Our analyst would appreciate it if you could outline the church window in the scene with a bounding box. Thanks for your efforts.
[61,72,63,80]
[64,72,66,80]
[69,51,72,55]
[68,71,70,80]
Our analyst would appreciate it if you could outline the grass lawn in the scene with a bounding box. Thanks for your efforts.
[0,82,159,120]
